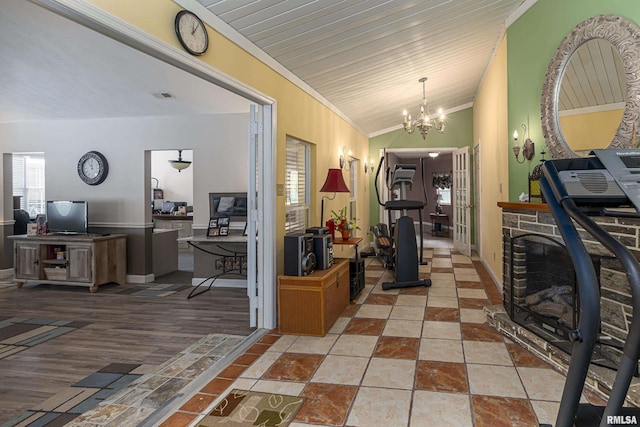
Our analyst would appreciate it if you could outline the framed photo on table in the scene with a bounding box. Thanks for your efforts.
[216,216,229,236]
[207,217,221,237]
[35,214,46,235]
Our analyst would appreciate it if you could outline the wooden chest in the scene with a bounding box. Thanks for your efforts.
[277,258,350,336]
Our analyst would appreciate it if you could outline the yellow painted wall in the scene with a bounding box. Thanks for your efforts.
[473,35,509,282]
[86,0,370,267]
[559,109,624,152]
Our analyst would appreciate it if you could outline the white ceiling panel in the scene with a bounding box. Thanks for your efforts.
[198,0,531,134]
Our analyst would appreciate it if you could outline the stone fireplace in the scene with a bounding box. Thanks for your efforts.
[503,233,624,370]
[490,202,640,405]
[505,234,578,347]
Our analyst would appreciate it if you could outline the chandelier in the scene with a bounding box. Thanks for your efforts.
[402,77,446,139]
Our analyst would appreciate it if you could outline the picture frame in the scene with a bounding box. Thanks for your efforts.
[209,218,218,228]
[219,226,229,236]
[35,214,47,235]
[208,227,220,237]
[218,216,230,226]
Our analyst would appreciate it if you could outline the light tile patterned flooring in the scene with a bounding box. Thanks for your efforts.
[156,243,602,427]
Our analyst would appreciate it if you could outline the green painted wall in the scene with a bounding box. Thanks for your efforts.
[507,0,640,200]
[368,107,473,226]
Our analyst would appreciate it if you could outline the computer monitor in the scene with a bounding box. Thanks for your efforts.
[209,192,248,219]
[46,201,88,234]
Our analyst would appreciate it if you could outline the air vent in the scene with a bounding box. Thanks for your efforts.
[578,172,608,193]
[152,92,175,99]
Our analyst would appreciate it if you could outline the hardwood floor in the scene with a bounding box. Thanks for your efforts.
[0,277,254,423]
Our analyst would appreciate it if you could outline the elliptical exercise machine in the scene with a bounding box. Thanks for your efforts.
[540,149,640,427]
[374,156,430,291]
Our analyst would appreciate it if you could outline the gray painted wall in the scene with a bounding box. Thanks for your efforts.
[0,113,249,276]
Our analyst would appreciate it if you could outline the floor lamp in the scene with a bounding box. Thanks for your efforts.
[319,168,350,226]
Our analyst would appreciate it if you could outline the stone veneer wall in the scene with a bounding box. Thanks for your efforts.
[493,203,640,404]
[502,206,638,354]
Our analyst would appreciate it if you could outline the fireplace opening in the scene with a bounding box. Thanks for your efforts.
[504,233,623,371]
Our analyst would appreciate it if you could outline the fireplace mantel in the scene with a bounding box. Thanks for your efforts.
[497,201,549,212]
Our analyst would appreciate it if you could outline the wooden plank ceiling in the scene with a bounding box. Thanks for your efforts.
[195,0,530,135]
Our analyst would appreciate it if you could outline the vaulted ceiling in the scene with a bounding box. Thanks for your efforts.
[195,0,534,134]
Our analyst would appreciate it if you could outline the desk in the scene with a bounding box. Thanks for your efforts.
[429,213,450,236]
[178,235,247,299]
[332,237,364,301]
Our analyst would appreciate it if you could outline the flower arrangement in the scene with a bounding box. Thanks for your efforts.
[329,206,360,232]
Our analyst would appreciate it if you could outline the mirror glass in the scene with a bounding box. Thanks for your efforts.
[557,39,626,156]
[541,15,640,159]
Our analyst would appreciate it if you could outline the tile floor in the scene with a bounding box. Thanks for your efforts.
[156,242,602,427]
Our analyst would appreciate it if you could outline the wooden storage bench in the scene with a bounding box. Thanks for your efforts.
[277,258,349,336]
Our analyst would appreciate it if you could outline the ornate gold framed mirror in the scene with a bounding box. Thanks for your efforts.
[541,15,640,159]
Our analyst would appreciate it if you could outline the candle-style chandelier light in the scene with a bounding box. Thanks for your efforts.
[402,77,446,139]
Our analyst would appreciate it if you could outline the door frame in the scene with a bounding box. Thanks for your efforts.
[35,0,278,329]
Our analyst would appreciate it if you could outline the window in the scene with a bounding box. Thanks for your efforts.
[437,187,451,205]
[285,137,310,233]
[13,153,45,218]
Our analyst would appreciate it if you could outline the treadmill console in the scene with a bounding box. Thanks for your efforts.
[592,149,640,211]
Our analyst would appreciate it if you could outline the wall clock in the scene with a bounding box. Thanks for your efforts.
[78,151,109,185]
[174,10,209,56]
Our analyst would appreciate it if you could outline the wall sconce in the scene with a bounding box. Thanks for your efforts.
[364,158,375,174]
[339,146,353,170]
[513,124,535,163]
[168,149,192,172]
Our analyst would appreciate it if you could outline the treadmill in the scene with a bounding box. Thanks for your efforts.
[540,149,640,427]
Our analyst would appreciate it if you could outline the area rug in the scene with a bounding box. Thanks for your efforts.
[0,317,86,360]
[197,389,305,427]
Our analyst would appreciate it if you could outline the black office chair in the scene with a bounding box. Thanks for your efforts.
[13,209,30,235]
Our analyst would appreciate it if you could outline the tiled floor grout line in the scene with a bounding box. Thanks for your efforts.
[155,247,568,426]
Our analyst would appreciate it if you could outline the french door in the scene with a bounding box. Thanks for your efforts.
[453,146,471,256]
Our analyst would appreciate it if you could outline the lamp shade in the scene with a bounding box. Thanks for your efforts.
[320,168,350,193]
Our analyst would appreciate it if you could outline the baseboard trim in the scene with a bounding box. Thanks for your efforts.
[127,274,155,284]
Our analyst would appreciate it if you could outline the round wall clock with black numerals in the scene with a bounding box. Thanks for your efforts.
[174,10,209,56]
[78,151,109,185]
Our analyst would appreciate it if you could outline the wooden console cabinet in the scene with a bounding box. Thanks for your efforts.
[9,234,127,292]
[277,258,349,336]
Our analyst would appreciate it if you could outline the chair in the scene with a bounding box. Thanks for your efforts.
[13,209,30,235]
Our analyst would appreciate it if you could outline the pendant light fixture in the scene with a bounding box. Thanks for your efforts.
[168,149,191,172]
